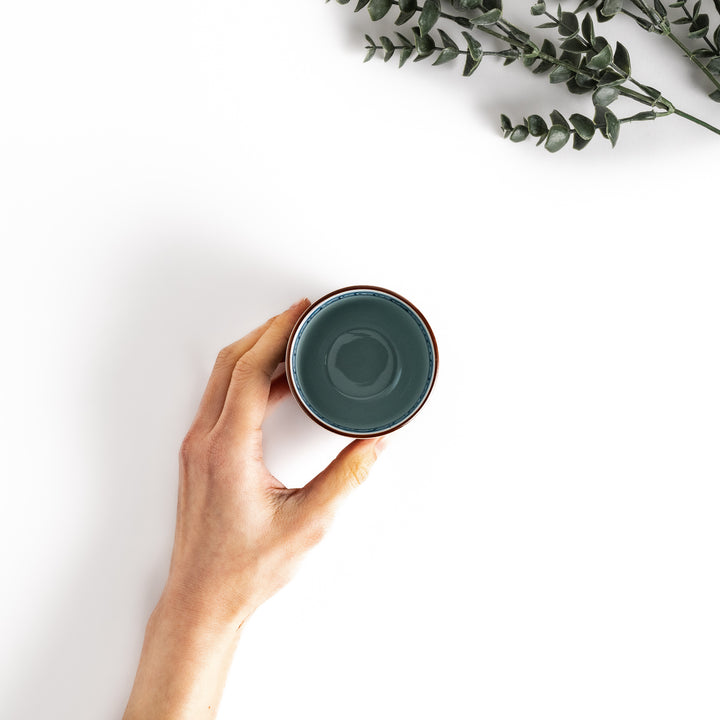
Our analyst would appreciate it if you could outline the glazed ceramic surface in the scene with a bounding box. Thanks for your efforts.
[287,288,437,436]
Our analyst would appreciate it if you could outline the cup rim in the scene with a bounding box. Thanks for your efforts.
[285,285,439,438]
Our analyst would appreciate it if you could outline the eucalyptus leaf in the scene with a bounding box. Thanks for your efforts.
[613,42,631,75]
[368,0,392,20]
[570,112,596,139]
[471,8,502,25]
[586,43,613,69]
[545,125,571,151]
[600,0,623,17]
[550,109,570,129]
[527,114,548,135]
[573,133,592,149]
[462,31,484,61]
[418,0,441,36]
[399,46,414,66]
[463,54,482,75]
[395,9,416,24]
[592,85,620,105]
[510,125,530,141]
[605,108,620,146]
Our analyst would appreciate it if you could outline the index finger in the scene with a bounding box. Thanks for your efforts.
[216,298,309,435]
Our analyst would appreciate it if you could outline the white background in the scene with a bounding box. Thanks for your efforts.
[1,1,719,718]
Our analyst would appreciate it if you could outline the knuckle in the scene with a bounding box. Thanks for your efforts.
[215,344,236,367]
[178,432,200,465]
[232,353,255,379]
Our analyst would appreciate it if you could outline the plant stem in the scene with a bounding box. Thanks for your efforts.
[673,107,720,134]
[664,29,720,92]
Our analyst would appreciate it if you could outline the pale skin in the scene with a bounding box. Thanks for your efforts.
[123,299,388,719]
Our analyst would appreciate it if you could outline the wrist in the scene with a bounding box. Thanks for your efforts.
[154,579,255,640]
[124,586,245,720]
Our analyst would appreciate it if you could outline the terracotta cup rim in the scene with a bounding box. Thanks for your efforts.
[285,285,439,438]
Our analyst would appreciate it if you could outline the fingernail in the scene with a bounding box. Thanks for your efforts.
[290,297,309,311]
[374,435,390,458]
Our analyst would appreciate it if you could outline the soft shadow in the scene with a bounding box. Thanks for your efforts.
[3,237,309,719]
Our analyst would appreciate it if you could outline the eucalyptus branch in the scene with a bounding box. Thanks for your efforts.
[342,0,720,150]
[576,0,720,100]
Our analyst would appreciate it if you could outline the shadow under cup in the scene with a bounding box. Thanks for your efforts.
[286,287,438,437]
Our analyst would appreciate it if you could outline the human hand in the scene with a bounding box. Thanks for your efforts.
[162,298,388,632]
[124,299,389,719]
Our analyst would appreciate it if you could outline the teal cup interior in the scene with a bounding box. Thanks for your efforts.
[286,286,438,437]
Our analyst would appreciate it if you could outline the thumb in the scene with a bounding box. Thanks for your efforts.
[299,436,388,515]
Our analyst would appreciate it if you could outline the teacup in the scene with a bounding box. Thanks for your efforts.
[286,286,438,437]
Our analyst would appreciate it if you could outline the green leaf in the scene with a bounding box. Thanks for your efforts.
[396,9,416,24]
[471,8,502,25]
[368,0,392,20]
[545,125,571,152]
[438,29,459,50]
[581,12,596,42]
[363,46,377,62]
[398,46,414,66]
[413,26,436,57]
[569,112,595,139]
[462,31,484,61]
[709,88,720,102]
[688,13,710,37]
[613,42,631,75]
[503,22,531,43]
[566,77,593,93]
[398,0,417,11]
[558,11,580,36]
[605,108,620,146]
[463,53,482,75]
[596,68,625,86]
[586,43,613,69]
[592,85,620,105]
[418,0,441,35]
[433,47,460,64]
[531,1,547,14]
[561,37,587,52]
[594,105,609,135]
[576,0,600,11]
[380,36,395,61]
[572,133,592,150]
[500,113,513,132]
[527,114,548,136]
[575,70,596,87]
[600,0,623,16]
[549,65,574,83]
[550,109,570,129]
[510,125,529,142]
[355,0,371,11]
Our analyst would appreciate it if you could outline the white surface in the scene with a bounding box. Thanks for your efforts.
[1,1,719,718]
